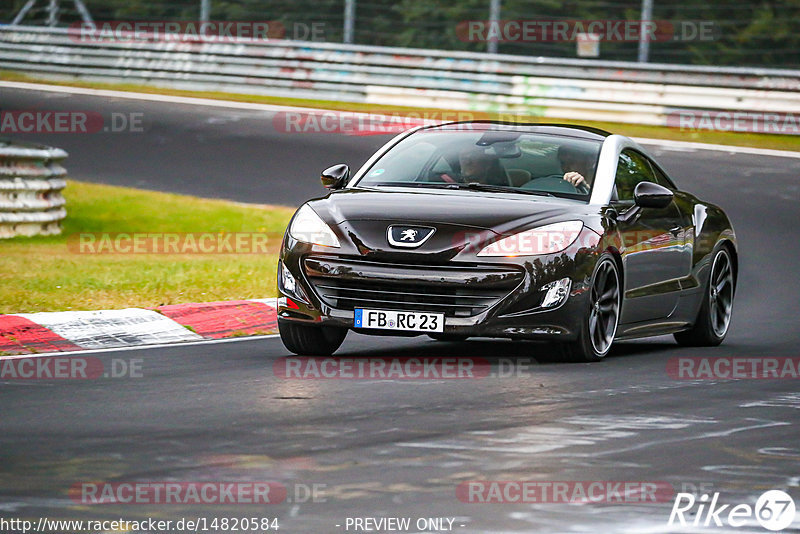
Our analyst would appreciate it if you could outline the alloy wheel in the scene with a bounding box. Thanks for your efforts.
[588,259,621,356]
[708,249,734,337]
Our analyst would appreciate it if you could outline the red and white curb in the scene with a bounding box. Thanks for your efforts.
[0,298,277,355]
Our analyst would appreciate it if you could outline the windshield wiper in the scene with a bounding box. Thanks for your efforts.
[370,181,555,197]
[371,182,461,189]
[456,182,554,197]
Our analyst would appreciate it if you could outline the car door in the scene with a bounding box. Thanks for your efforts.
[648,157,695,278]
[612,149,687,323]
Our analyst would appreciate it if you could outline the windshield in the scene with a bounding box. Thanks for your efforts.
[355,128,602,201]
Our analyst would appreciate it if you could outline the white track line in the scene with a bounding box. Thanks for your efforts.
[634,136,800,160]
[0,333,281,360]
[0,80,323,114]
[4,80,799,159]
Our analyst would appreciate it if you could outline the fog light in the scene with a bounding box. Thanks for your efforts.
[280,262,296,293]
[541,277,571,308]
[278,261,308,304]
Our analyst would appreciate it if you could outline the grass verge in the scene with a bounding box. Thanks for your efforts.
[2,70,798,152]
[0,180,294,314]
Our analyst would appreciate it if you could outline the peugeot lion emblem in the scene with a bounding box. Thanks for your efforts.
[400,229,417,241]
[387,225,436,248]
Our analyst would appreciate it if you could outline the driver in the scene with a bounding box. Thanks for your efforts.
[457,146,505,185]
[558,145,595,189]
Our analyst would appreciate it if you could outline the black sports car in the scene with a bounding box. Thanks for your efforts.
[277,122,737,361]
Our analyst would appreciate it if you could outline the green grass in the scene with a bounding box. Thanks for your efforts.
[3,70,799,152]
[0,180,294,313]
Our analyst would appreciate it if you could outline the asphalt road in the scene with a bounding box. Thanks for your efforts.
[2,85,800,533]
[1,86,389,206]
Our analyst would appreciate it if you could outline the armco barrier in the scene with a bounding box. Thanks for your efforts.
[0,139,67,238]
[1,25,800,130]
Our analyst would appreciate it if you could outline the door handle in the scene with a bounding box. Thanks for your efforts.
[669,226,682,237]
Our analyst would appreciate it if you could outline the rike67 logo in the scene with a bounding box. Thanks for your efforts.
[669,490,796,531]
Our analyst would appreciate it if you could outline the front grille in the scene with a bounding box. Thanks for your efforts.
[303,256,524,317]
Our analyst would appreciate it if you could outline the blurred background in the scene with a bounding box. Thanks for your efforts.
[2,0,800,67]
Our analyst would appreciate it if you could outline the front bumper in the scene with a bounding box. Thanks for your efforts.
[277,239,599,341]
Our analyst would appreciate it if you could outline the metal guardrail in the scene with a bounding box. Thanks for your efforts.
[0,139,67,238]
[1,25,799,130]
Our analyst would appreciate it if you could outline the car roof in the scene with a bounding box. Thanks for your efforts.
[420,121,611,141]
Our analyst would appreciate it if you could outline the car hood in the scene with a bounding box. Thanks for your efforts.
[311,188,599,235]
[303,189,604,262]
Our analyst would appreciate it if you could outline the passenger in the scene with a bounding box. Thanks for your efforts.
[457,146,506,185]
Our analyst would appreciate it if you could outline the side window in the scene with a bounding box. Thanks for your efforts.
[615,149,655,201]
[650,162,677,190]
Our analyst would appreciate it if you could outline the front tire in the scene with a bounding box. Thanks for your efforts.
[674,247,734,347]
[559,254,621,362]
[278,320,347,355]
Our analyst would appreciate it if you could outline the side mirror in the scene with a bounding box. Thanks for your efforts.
[634,181,673,209]
[321,164,350,190]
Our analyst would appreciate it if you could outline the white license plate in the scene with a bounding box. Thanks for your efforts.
[354,309,444,333]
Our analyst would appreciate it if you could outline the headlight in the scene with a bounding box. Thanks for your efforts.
[477,221,584,257]
[289,204,340,248]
